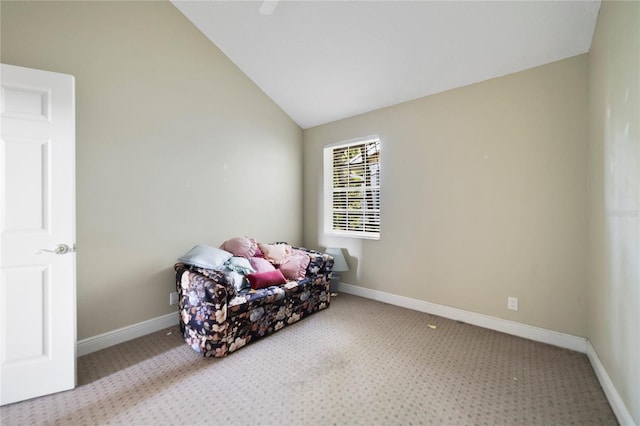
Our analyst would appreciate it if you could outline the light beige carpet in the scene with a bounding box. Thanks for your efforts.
[1,293,617,425]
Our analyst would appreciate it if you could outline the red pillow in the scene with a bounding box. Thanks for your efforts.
[247,269,287,290]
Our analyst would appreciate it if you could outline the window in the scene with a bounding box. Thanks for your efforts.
[323,136,381,239]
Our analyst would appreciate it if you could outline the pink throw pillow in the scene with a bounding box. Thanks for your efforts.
[278,250,310,281]
[221,237,257,258]
[249,256,276,273]
[247,269,287,290]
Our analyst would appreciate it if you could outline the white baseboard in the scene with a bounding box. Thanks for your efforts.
[337,282,587,353]
[77,312,179,357]
[586,341,637,426]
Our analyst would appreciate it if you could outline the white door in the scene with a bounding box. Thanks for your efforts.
[0,64,76,405]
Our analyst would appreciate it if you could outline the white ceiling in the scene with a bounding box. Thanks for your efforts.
[172,0,601,129]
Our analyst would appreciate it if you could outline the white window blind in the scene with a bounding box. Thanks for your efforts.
[323,137,381,239]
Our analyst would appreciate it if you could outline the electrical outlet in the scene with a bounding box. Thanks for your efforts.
[507,296,518,311]
[169,291,179,306]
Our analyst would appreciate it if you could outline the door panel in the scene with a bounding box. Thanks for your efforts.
[2,266,49,362]
[3,137,50,232]
[0,64,76,406]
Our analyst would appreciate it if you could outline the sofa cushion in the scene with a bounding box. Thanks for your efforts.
[221,236,258,258]
[258,243,292,265]
[227,278,322,319]
[279,250,310,281]
[177,245,233,270]
[229,285,286,313]
[247,269,287,289]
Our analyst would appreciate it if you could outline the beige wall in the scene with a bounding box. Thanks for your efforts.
[304,55,589,336]
[4,3,637,419]
[587,1,640,423]
[1,1,303,340]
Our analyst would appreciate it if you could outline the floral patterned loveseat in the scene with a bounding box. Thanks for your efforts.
[174,238,333,357]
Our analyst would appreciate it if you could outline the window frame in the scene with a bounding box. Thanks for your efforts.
[323,136,381,240]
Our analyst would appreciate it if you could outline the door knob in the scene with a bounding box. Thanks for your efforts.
[36,243,75,255]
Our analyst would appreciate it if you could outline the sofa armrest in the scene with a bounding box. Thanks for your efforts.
[174,264,231,354]
[293,247,334,282]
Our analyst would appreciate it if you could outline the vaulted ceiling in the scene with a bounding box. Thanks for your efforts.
[172,1,601,129]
